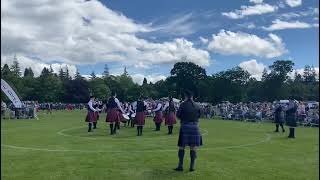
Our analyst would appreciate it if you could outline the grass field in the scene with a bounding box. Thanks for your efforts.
[1,110,319,180]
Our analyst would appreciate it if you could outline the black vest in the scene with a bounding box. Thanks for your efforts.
[107,97,117,109]
[168,101,175,112]
[136,101,146,112]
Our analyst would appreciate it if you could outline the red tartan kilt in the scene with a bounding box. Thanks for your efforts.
[135,112,145,126]
[165,112,176,125]
[154,111,163,123]
[106,109,120,123]
[85,111,97,122]
[95,111,100,120]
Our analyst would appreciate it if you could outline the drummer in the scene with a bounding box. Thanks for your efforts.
[127,102,135,127]
[152,100,163,131]
[106,91,125,135]
[134,95,147,136]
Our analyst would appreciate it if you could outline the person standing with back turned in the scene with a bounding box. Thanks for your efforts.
[174,90,203,172]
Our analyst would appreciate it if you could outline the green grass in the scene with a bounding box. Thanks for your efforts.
[1,110,319,180]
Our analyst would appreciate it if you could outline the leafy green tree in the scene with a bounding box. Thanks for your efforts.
[170,62,206,97]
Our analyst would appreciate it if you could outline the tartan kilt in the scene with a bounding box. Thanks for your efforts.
[178,123,203,147]
[106,108,120,123]
[154,111,163,123]
[274,115,284,123]
[165,112,176,126]
[95,111,100,121]
[135,112,145,126]
[85,111,97,122]
[285,114,297,127]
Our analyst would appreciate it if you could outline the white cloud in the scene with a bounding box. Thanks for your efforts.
[249,0,263,4]
[131,74,166,85]
[222,3,278,19]
[1,0,211,70]
[284,0,302,7]
[199,36,209,44]
[263,19,313,31]
[239,60,319,81]
[207,30,287,58]
[82,73,166,85]
[151,13,196,36]
[1,54,77,77]
[288,67,319,80]
[239,59,267,80]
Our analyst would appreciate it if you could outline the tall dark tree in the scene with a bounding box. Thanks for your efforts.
[261,60,294,101]
[103,64,109,77]
[75,69,83,80]
[142,77,148,86]
[10,55,21,77]
[23,67,34,77]
[40,67,50,78]
[170,62,206,97]
[49,65,54,74]
[58,67,65,81]
[1,64,11,76]
[90,71,96,80]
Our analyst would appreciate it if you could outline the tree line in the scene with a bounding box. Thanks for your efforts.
[1,58,319,104]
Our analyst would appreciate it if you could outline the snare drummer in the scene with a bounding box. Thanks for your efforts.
[152,100,163,131]
[134,95,147,136]
[106,91,125,135]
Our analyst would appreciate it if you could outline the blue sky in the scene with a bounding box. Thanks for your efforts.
[79,0,319,77]
[1,0,319,84]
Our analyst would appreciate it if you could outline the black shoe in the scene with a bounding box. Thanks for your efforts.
[174,167,183,171]
[274,130,279,132]
[189,168,195,172]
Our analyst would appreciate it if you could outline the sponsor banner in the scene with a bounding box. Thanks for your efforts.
[1,79,23,108]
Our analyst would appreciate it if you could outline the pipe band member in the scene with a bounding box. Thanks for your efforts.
[174,90,202,172]
[92,100,102,129]
[127,103,135,127]
[285,99,298,138]
[163,96,177,135]
[85,95,98,132]
[106,92,124,135]
[274,101,285,132]
[153,100,163,131]
[135,96,147,136]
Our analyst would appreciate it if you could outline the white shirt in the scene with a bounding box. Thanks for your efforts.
[162,102,169,111]
[114,97,125,114]
[88,100,97,112]
[133,101,147,110]
[153,103,162,112]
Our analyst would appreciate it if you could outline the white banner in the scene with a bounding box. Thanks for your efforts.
[1,79,23,108]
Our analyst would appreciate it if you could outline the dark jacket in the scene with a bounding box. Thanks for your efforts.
[177,99,201,123]
[285,104,298,127]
